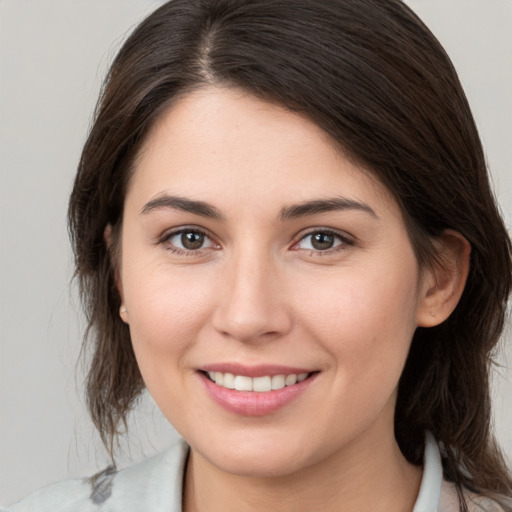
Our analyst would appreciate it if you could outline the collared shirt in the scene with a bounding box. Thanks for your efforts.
[3,434,508,511]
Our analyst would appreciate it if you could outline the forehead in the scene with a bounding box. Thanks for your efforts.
[127,86,398,219]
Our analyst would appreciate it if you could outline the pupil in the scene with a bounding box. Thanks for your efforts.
[181,231,204,250]
[312,233,334,250]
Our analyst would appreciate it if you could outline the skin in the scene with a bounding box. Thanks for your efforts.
[115,86,469,512]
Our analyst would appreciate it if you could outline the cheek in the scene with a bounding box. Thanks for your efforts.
[121,268,219,425]
[121,262,217,375]
[294,257,421,373]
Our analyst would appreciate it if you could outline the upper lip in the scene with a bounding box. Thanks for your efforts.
[199,363,315,378]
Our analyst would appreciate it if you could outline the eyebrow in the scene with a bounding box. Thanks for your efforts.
[279,197,377,221]
[141,195,225,220]
[140,194,377,221]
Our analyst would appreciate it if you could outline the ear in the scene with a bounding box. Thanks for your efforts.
[104,224,129,324]
[416,229,471,327]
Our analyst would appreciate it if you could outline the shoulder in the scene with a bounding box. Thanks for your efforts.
[3,439,189,512]
[419,434,511,512]
[2,478,90,512]
[440,480,512,512]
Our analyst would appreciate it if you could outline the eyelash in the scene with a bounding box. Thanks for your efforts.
[292,228,354,256]
[158,227,219,257]
[158,227,354,257]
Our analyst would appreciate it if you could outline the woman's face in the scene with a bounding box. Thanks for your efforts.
[118,86,433,477]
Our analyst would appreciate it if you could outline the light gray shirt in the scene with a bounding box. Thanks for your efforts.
[3,433,508,511]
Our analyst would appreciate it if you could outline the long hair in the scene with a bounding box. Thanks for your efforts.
[68,1,512,508]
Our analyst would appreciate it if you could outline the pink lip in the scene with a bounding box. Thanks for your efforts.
[200,363,313,378]
[198,369,318,417]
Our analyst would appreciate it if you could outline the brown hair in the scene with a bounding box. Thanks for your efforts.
[68,0,512,508]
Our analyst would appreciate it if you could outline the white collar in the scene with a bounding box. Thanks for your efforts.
[413,431,443,512]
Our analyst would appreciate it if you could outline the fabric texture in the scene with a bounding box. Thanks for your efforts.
[3,435,508,512]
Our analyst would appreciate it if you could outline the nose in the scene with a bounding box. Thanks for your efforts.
[212,250,293,343]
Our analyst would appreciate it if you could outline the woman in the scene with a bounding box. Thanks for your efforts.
[5,0,512,510]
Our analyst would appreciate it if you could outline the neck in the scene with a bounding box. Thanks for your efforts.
[183,429,422,512]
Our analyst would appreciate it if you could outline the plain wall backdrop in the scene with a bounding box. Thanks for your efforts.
[1,0,511,506]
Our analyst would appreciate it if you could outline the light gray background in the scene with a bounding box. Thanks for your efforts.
[1,0,511,506]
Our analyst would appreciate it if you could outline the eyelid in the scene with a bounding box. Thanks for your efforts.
[157,225,354,255]
[158,225,220,254]
[291,227,355,251]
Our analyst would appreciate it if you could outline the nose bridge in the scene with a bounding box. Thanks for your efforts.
[213,243,291,342]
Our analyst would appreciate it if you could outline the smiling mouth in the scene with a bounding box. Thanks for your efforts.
[202,371,313,392]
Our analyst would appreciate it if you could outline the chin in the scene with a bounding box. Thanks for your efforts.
[212,450,307,478]
[190,431,315,478]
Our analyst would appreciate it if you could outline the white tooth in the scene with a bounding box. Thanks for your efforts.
[223,373,235,389]
[253,376,272,392]
[208,371,215,381]
[271,375,286,390]
[297,373,308,382]
[234,375,253,391]
[285,374,298,386]
[214,372,224,386]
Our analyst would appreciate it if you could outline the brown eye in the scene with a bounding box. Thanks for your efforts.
[165,229,215,253]
[311,232,335,250]
[295,230,351,252]
[181,231,205,250]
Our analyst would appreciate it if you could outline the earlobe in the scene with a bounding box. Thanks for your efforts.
[104,224,129,324]
[416,230,471,328]
[119,305,129,324]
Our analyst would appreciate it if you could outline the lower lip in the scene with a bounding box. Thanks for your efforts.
[198,372,318,416]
